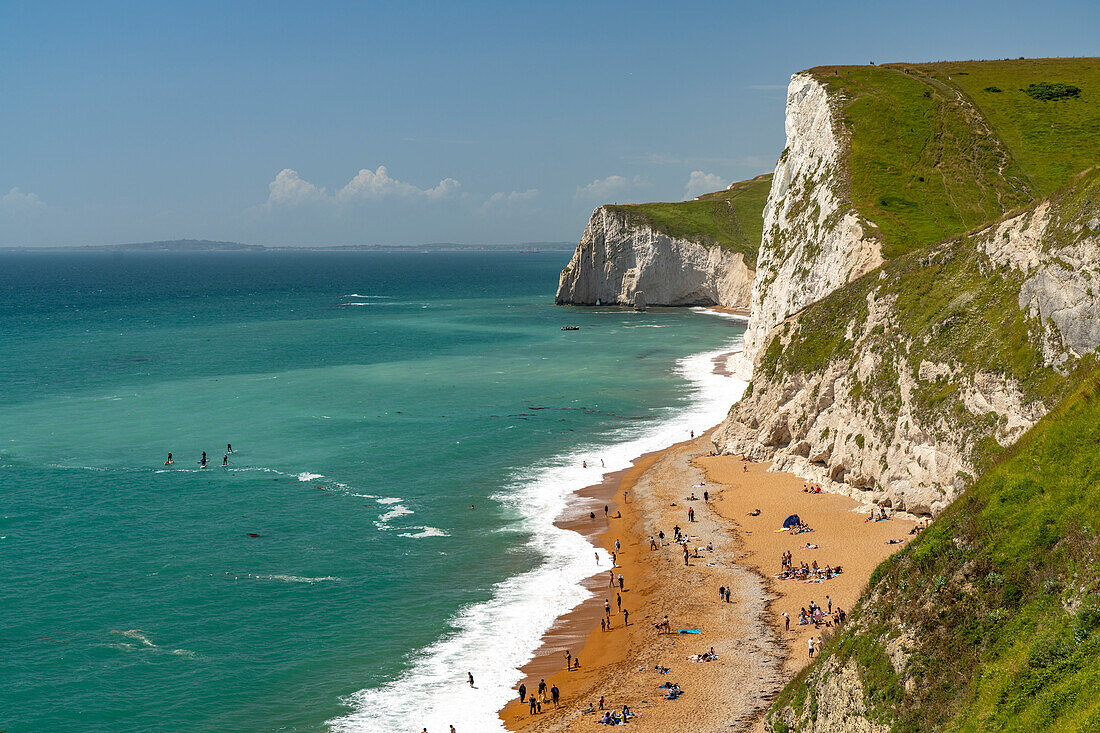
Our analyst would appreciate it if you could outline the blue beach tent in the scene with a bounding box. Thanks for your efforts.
[782,514,801,529]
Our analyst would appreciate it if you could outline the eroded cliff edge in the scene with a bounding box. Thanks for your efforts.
[555,174,771,308]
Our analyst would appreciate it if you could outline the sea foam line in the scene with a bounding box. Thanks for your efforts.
[328,317,748,733]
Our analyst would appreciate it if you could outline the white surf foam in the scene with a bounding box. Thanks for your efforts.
[328,321,749,732]
[256,574,339,584]
[397,527,450,539]
[297,472,325,482]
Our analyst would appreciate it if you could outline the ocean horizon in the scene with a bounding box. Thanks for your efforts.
[0,250,745,731]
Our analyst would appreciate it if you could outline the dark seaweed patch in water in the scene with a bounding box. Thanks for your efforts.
[526,406,653,420]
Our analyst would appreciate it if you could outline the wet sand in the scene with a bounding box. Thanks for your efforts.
[499,436,917,731]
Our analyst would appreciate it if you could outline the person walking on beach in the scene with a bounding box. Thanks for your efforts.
[808,637,815,658]
[783,612,790,631]
[468,672,475,687]
[703,490,709,502]
[688,507,695,522]
[519,683,526,702]
[622,608,629,626]
[615,539,620,553]
[725,587,731,603]
[565,650,571,669]
[604,505,609,518]
[617,573,624,591]
[529,695,537,715]
[827,595,832,613]
[658,530,665,545]
[605,599,611,618]
[608,570,614,587]
[616,593,621,611]
[719,585,725,601]
[539,678,547,700]
[551,685,560,708]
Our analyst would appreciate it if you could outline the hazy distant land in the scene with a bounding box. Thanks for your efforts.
[0,239,575,253]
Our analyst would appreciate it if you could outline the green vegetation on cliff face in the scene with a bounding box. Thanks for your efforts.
[807,57,1100,260]
[605,173,772,268]
[772,367,1100,732]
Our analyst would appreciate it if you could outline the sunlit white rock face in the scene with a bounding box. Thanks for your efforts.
[555,206,753,308]
[733,72,881,379]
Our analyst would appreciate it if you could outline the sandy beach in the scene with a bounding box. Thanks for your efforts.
[500,434,917,731]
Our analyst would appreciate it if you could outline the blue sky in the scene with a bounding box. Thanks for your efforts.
[2,0,1098,247]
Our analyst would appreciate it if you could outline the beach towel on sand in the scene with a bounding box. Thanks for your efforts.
[677,629,701,634]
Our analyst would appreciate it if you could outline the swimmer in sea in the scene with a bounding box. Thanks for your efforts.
[165,452,173,465]
[200,451,207,467]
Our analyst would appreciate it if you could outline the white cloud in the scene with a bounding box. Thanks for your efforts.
[484,188,539,207]
[263,166,461,208]
[337,165,460,202]
[1,187,46,214]
[684,171,727,199]
[266,169,325,206]
[574,175,647,203]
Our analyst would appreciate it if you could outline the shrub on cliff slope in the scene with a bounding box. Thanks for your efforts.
[769,365,1100,732]
[605,173,772,268]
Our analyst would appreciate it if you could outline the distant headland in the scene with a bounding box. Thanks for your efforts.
[0,239,575,253]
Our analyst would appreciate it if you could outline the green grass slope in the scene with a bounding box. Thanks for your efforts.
[605,173,772,269]
[773,365,1100,732]
[807,57,1100,259]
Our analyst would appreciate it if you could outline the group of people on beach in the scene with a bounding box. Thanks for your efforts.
[777,550,843,582]
[164,443,233,468]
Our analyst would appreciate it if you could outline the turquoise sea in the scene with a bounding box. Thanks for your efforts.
[0,251,745,732]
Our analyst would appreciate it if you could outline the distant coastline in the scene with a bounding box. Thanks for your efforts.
[0,238,576,253]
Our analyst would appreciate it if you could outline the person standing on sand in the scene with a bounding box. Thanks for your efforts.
[565,650,571,669]
[529,695,537,715]
[658,530,665,545]
[783,612,790,631]
[539,678,547,700]
[604,505,609,518]
[519,683,526,702]
[808,637,815,658]
[623,608,629,626]
[615,538,620,553]
[551,685,560,708]
[605,599,611,617]
[608,570,614,587]
[719,585,725,601]
[688,506,695,522]
[827,595,832,613]
[617,573,624,591]
[725,587,731,603]
[703,490,709,502]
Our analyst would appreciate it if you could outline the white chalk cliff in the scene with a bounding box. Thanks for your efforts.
[714,170,1100,517]
[733,73,883,377]
[555,207,754,308]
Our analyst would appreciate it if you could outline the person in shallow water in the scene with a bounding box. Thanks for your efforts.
[468,671,474,687]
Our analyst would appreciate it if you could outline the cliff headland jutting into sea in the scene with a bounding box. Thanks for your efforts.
[551,57,1100,731]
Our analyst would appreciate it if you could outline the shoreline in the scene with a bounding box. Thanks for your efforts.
[499,424,918,731]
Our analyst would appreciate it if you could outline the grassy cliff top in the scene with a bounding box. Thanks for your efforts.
[605,172,772,269]
[805,57,1100,259]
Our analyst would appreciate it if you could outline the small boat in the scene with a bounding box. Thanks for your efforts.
[561,325,580,331]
